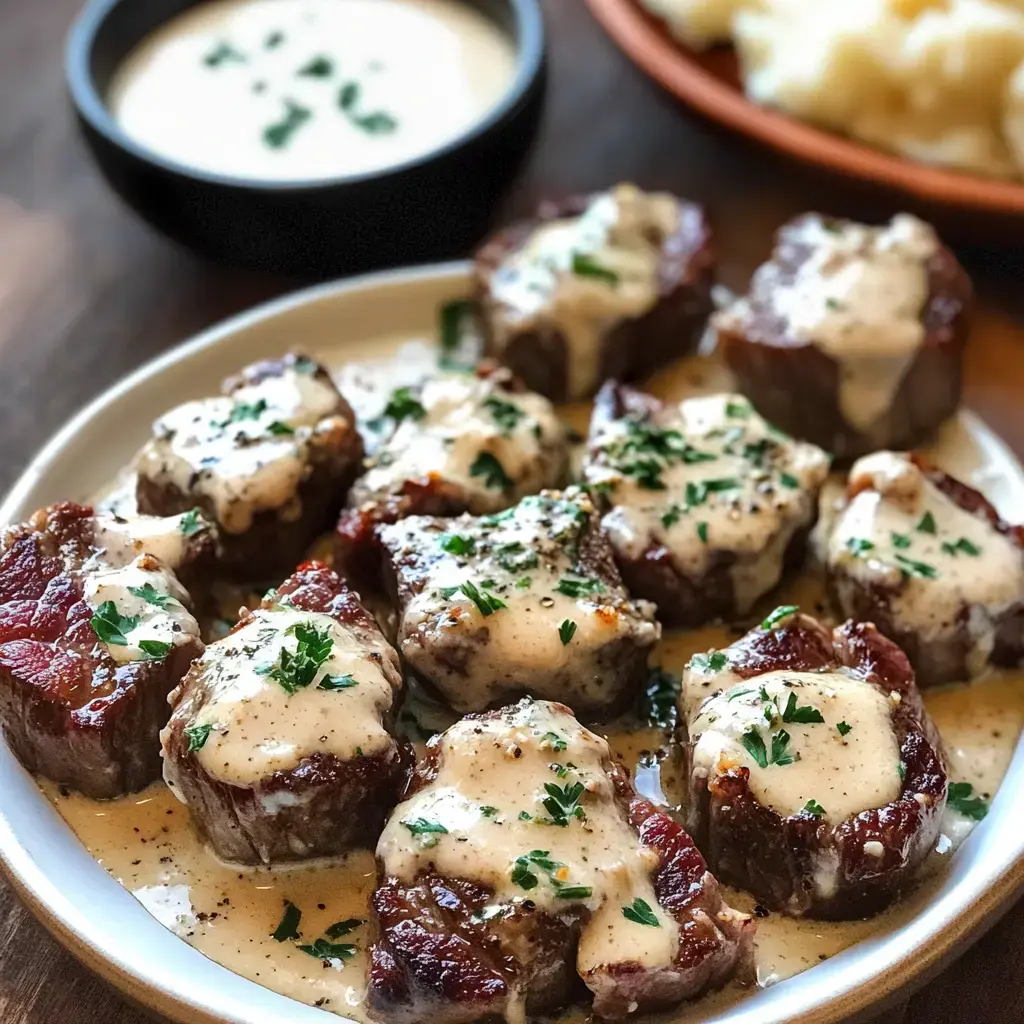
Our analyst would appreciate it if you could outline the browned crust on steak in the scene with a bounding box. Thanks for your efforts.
[368,703,753,1023]
[828,454,1024,686]
[0,502,204,798]
[473,192,715,402]
[717,213,972,461]
[585,381,820,628]
[137,354,365,584]
[684,613,948,919]
[161,559,409,865]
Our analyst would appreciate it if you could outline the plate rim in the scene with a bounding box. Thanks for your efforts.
[0,260,1023,1024]
[584,0,1024,216]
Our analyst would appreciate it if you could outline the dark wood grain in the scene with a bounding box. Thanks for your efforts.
[0,2,1021,1023]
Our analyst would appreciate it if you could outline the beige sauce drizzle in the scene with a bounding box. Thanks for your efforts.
[489,184,680,399]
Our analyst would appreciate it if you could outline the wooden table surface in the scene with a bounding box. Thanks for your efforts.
[1,1,1022,1022]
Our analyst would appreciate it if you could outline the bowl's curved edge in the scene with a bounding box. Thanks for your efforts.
[583,0,1024,217]
[0,261,1021,1024]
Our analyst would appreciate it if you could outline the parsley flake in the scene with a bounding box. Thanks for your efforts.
[318,674,357,691]
[837,721,852,737]
[554,573,604,598]
[690,650,727,672]
[185,723,213,752]
[272,900,302,942]
[571,253,619,284]
[761,605,799,631]
[558,619,577,646]
[781,692,825,724]
[298,938,356,962]
[803,799,825,818]
[91,601,140,647]
[179,508,203,537]
[947,781,988,820]
[916,511,937,534]
[440,533,476,556]
[128,583,174,609]
[622,897,660,926]
[269,622,334,694]
[469,451,512,490]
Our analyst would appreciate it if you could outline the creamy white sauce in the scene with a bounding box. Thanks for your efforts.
[585,392,830,614]
[352,372,564,513]
[107,0,516,181]
[137,362,346,534]
[489,184,680,399]
[684,669,902,822]
[90,510,210,570]
[829,452,1024,678]
[380,491,659,712]
[377,700,682,974]
[83,556,200,664]
[716,214,937,433]
[164,607,398,788]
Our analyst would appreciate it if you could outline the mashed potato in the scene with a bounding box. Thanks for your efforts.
[642,0,1024,179]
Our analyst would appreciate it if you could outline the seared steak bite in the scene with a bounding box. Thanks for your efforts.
[370,699,753,1023]
[582,382,830,628]
[680,609,947,920]
[826,451,1024,687]
[161,560,405,865]
[376,488,660,718]
[475,183,714,402]
[714,212,972,461]
[136,353,364,582]
[336,366,568,583]
[0,502,206,799]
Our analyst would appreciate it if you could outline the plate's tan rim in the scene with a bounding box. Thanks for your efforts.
[0,260,1021,1024]
[584,0,1024,216]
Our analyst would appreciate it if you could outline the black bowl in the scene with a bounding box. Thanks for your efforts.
[66,0,546,277]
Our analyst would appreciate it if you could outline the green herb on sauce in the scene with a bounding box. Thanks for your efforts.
[725,400,750,419]
[440,533,476,556]
[272,900,302,942]
[267,420,295,436]
[895,554,938,579]
[846,537,875,557]
[179,508,203,536]
[337,81,398,133]
[622,897,660,926]
[226,398,268,423]
[696,521,709,543]
[541,732,568,752]
[742,728,795,768]
[511,855,539,890]
[779,471,800,489]
[916,511,937,534]
[264,30,285,49]
[297,938,356,962]
[127,583,174,609]
[203,42,246,67]
[891,532,911,549]
[941,537,982,557]
[139,639,172,660]
[91,602,140,647]
[494,541,538,573]
[437,299,478,371]
[263,99,312,149]
[382,386,426,424]
[469,452,512,491]
[480,805,499,817]
[554,886,593,899]
[270,622,334,694]
[837,721,852,737]
[554,573,604,598]
[638,667,679,728]
[185,724,213,752]
[781,692,824,724]
[540,781,586,827]
[297,55,334,78]
[318,674,357,690]
[325,919,361,939]
[690,650,726,672]
[558,619,577,646]
[441,580,506,617]
[483,396,525,434]
[803,799,825,818]
[947,781,989,820]
[401,818,449,845]
[571,253,619,285]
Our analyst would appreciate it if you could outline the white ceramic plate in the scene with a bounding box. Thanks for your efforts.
[1,263,1023,1024]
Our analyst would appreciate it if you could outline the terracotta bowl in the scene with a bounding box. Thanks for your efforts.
[585,0,1024,235]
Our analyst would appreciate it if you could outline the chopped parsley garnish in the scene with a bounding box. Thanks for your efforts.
[185,724,213,752]
[696,521,709,543]
[540,781,586,826]
[225,398,268,423]
[318,674,357,690]
[727,688,756,701]
[179,508,203,537]
[128,583,174,609]
[779,472,800,489]
[690,650,727,672]
[891,533,911,549]
[203,41,246,67]
[139,640,172,660]
[298,938,356,962]
[515,576,532,588]
[480,805,499,817]
[337,80,398,133]
[742,728,795,768]
[263,99,312,149]
[382,386,426,425]
[571,253,619,284]
[554,886,593,900]
[484,396,525,434]
[703,477,740,493]
[264,30,285,48]
[325,919,361,939]
[270,622,334,694]
[511,856,539,890]
[272,900,302,942]
[897,761,906,781]
[440,533,475,556]
[297,55,334,78]
[660,504,683,529]
[622,897,660,926]
[267,420,295,436]
[442,580,506,616]
[846,537,875,557]
[494,541,538,573]
[541,732,568,752]
[638,667,679,728]
[916,511,937,534]
[941,537,981,557]
[837,721,852,737]
[554,573,604,598]
[761,605,799,632]
[947,781,988,820]
[558,619,577,646]
[518,810,532,821]
[469,451,512,490]
[620,458,667,490]
[895,554,938,579]
[91,602,140,647]
[803,799,825,818]
[781,692,825,724]
[401,819,448,847]
[437,298,477,370]
[725,400,750,419]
